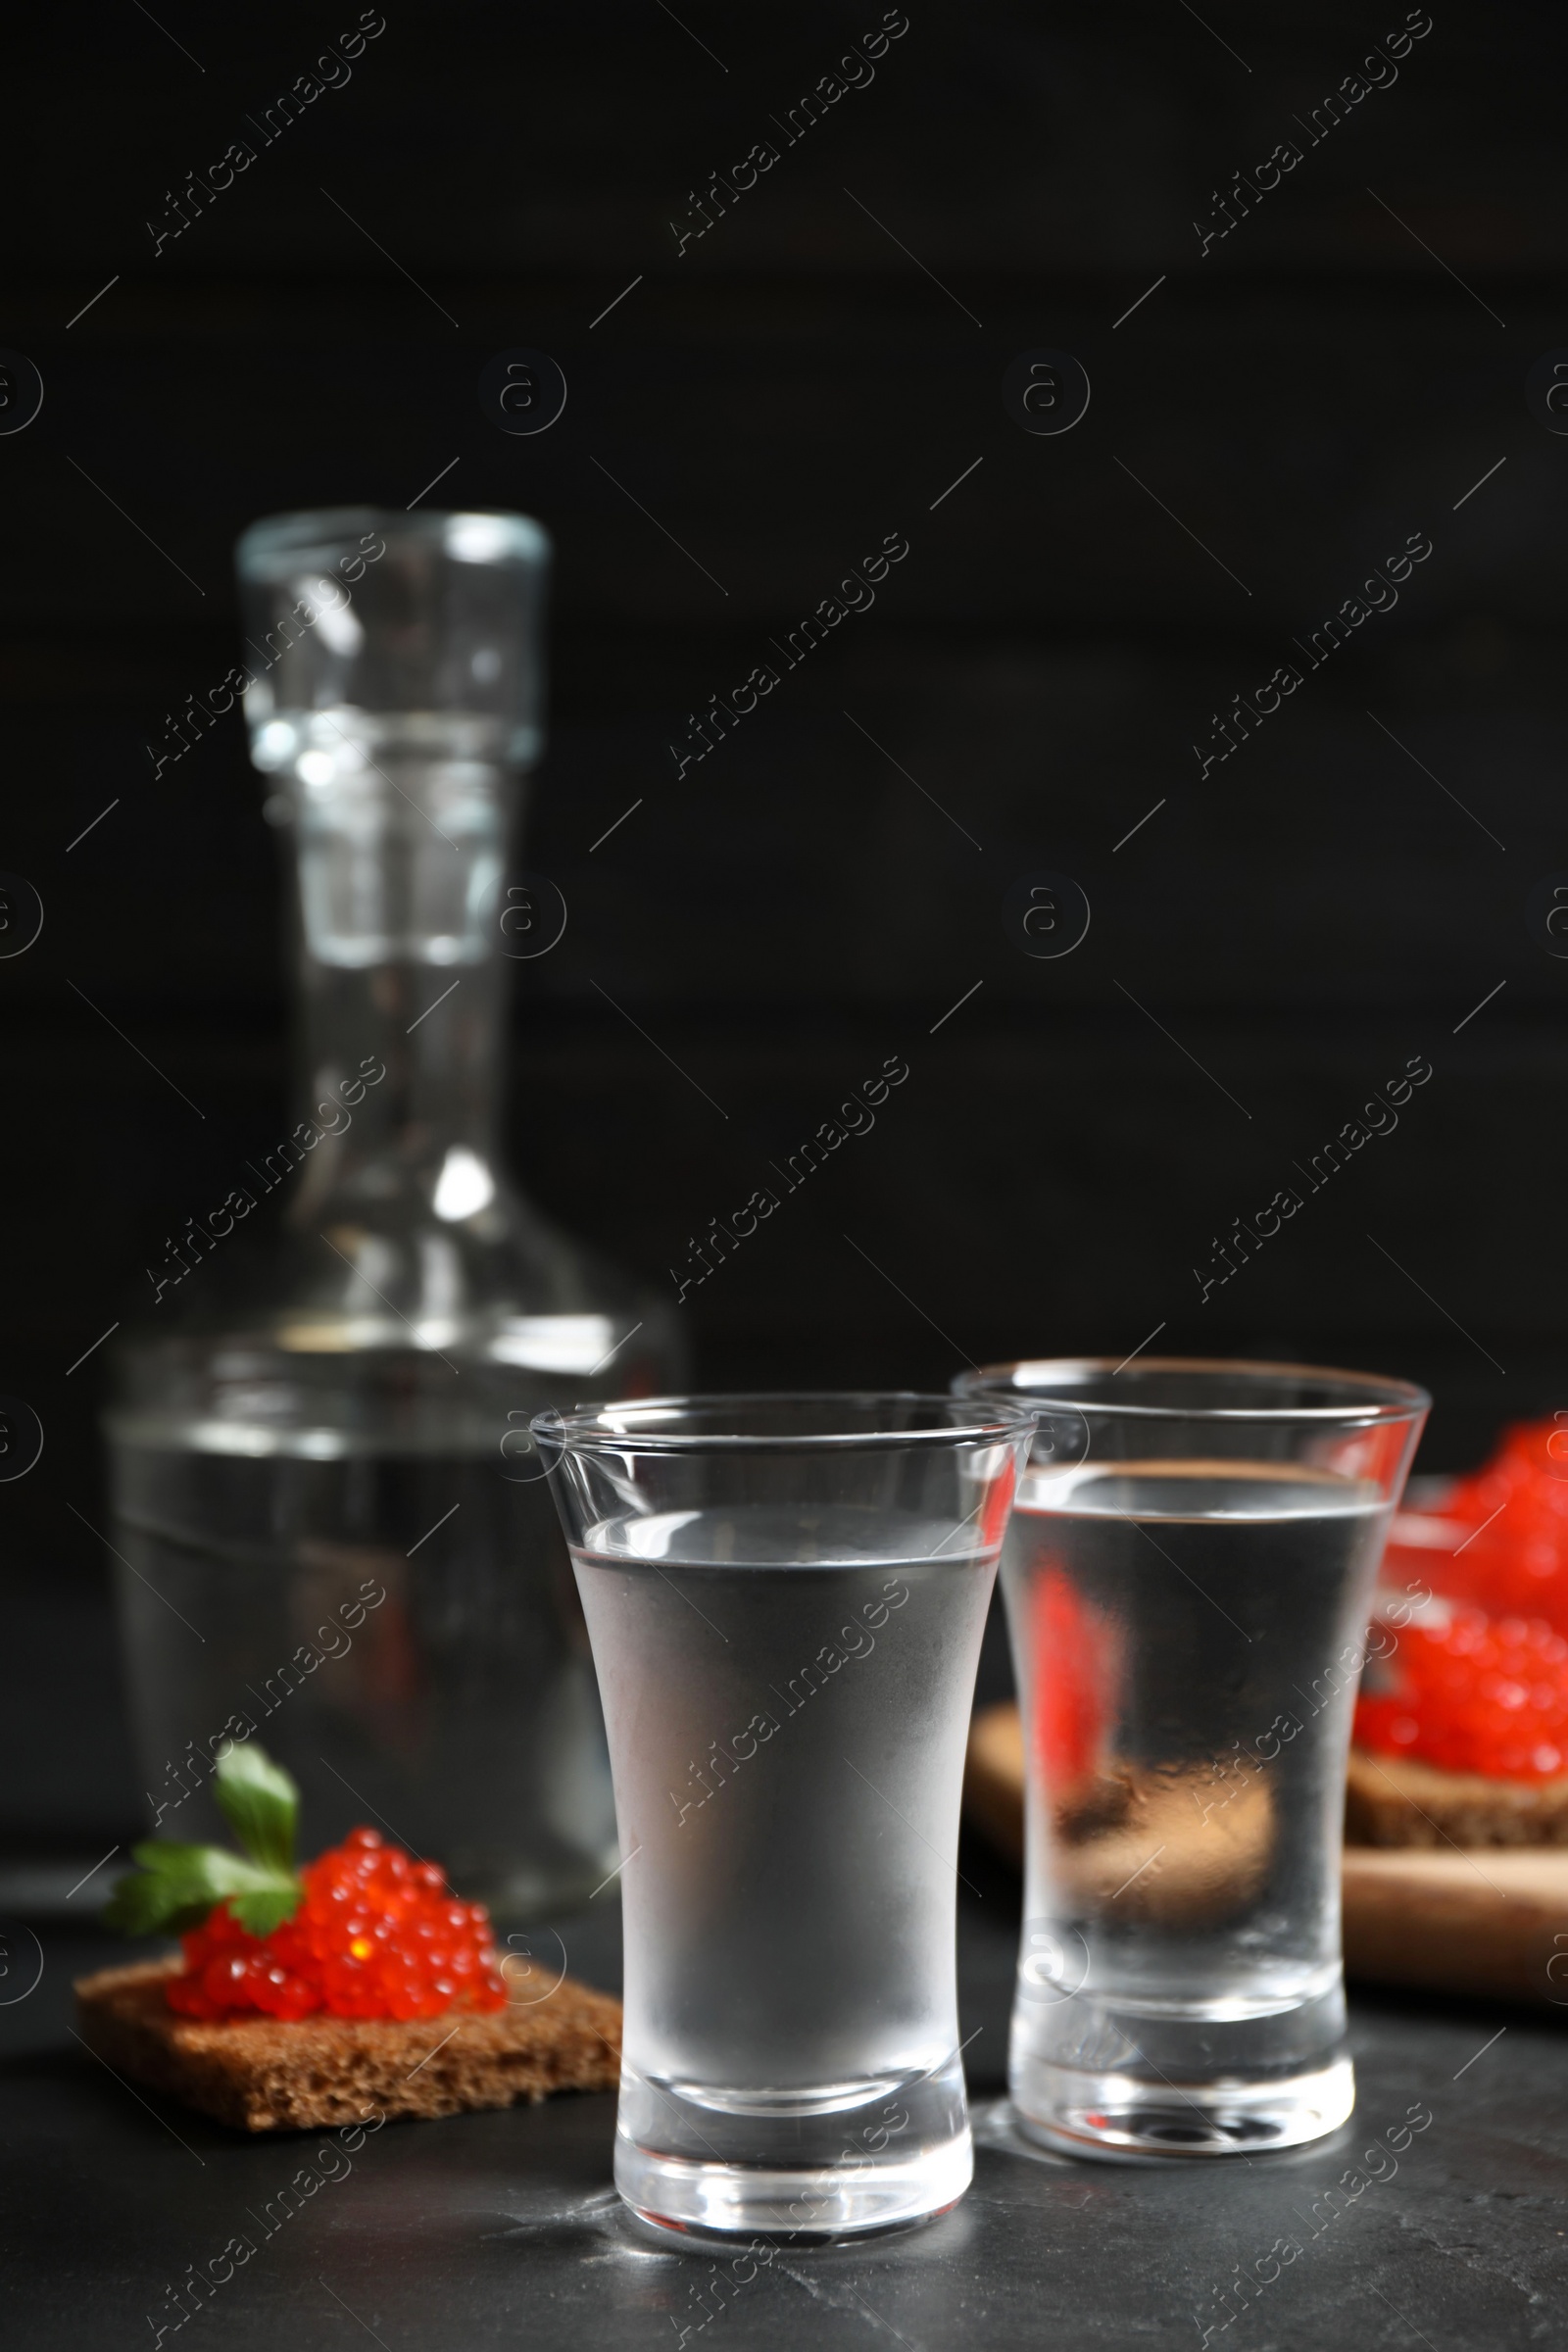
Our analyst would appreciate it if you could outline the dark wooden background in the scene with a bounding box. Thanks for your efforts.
[4,0,1565,1851]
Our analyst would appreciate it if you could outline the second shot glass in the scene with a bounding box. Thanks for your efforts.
[955,1357,1428,2162]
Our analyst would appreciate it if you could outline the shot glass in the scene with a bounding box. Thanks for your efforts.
[953,1358,1428,2161]
[534,1392,1037,2237]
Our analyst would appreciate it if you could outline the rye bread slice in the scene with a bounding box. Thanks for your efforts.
[74,1957,621,2133]
[1346,1744,1568,1848]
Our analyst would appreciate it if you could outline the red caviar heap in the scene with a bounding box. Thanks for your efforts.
[107,1740,509,2024]
[1356,1606,1568,1780]
[1388,1416,1568,1632]
[168,1828,509,2022]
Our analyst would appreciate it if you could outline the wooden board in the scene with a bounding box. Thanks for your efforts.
[965,1701,1568,2011]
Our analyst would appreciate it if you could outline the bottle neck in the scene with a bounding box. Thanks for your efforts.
[157,726,655,1361]
[292,953,507,1212]
[277,748,519,1255]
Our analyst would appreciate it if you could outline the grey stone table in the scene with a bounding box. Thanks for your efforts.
[3,1848,1564,2351]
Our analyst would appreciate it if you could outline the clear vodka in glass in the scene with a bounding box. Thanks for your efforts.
[955,1358,1427,2160]
[539,1394,1036,2236]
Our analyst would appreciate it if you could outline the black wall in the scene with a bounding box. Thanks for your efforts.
[4,0,1565,1848]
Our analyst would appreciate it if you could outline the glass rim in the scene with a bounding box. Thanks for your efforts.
[236,504,550,568]
[532,1389,1040,1456]
[954,1355,1431,1427]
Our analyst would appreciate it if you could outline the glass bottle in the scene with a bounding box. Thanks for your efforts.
[105,507,682,1918]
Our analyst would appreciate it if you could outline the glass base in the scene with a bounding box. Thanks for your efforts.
[613,2051,973,2235]
[1010,2053,1354,2162]
[616,2132,971,2238]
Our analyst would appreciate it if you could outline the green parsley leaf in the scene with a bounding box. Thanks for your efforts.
[104,1841,303,1937]
[213,1740,299,1874]
[227,1879,305,1938]
[103,1741,305,1938]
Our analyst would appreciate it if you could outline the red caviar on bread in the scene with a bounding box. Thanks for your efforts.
[168,1827,508,2021]
[1356,1606,1568,1780]
[1361,1417,1568,1784]
[106,1741,507,2022]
